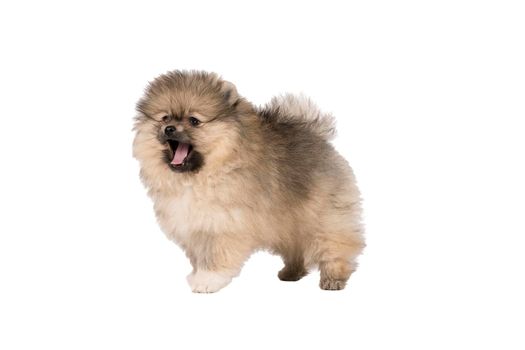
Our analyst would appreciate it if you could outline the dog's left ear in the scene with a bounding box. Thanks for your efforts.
[221,81,240,107]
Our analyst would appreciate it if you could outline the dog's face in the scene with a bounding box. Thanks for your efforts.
[134,71,253,174]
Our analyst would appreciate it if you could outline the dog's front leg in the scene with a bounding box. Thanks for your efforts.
[185,233,251,293]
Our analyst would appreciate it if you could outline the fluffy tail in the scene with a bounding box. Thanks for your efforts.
[259,94,336,140]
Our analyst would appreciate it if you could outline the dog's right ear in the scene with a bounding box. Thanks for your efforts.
[221,81,240,107]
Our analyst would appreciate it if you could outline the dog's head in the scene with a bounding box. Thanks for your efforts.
[133,71,254,175]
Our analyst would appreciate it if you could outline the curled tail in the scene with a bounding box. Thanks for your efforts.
[258,93,336,140]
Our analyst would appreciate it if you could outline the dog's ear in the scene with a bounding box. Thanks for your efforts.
[221,80,240,107]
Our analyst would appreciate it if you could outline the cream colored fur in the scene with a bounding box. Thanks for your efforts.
[133,71,365,292]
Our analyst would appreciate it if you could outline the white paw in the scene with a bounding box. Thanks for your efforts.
[186,270,233,293]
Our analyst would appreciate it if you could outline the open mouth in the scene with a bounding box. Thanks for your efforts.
[167,140,193,167]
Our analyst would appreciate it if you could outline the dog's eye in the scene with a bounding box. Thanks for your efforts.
[161,115,170,122]
[189,116,201,126]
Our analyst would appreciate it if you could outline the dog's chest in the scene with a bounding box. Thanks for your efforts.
[154,186,244,241]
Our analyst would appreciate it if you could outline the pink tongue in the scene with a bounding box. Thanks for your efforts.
[171,143,190,165]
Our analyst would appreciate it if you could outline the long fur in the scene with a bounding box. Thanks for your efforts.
[133,70,365,292]
[259,93,336,141]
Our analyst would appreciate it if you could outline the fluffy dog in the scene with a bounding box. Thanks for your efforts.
[133,71,364,292]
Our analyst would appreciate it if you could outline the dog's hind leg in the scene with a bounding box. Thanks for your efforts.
[316,233,364,290]
[277,249,308,282]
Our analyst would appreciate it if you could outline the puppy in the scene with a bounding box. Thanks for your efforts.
[133,71,364,292]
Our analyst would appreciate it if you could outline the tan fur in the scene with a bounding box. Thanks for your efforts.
[133,70,365,292]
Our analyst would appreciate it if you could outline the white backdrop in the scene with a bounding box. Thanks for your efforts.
[1,1,524,349]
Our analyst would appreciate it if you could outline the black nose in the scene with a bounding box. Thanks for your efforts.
[165,126,176,136]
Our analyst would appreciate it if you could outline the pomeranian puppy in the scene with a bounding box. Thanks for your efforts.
[133,70,364,293]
